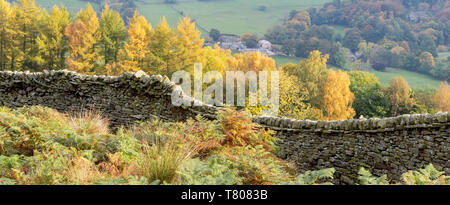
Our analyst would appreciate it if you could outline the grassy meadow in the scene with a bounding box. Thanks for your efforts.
[35,0,100,13]
[370,68,443,89]
[137,0,333,35]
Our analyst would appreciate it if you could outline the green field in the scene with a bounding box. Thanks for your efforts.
[437,52,450,60]
[272,55,304,66]
[330,25,349,37]
[137,0,333,36]
[34,0,332,35]
[370,68,442,89]
[35,0,100,13]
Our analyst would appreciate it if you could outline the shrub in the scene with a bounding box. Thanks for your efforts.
[174,157,242,185]
[284,168,335,185]
[218,145,295,185]
[357,164,449,185]
[358,167,389,185]
[218,108,278,153]
[401,164,449,185]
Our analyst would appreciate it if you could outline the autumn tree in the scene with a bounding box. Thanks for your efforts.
[100,4,126,67]
[12,0,42,71]
[320,70,356,120]
[4,4,23,70]
[417,51,435,74]
[431,82,450,112]
[176,16,204,73]
[200,44,233,74]
[296,50,329,107]
[229,51,276,72]
[0,0,11,70]
[278,65,322,120]
[384,77,415,116]
[148,17,181,76]
[65,3,102,74]
[36,6,71,70]
[117,10,151,74]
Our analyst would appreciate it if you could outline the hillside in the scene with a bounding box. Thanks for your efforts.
[137,0,333,35]
[33,0,333,35]
[31,0,448,90]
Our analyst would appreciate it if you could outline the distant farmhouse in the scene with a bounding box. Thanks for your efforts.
[408,11,430,22]
[218,34,246,50]
[213,34,276,56]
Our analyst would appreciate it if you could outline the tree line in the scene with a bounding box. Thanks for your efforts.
[0,0,448,121]
[264,0,449,81]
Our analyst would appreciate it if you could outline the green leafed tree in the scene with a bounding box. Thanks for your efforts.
[100,4,127,67]
[348,71,389,118]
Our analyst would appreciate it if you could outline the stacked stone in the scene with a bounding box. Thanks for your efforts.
[253,113,449,184]
[253,112,449,132]
[0,70,218,127]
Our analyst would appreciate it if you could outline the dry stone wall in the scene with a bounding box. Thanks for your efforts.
[0,70,218,128]
[253,114,449,184]
[0,70,448,184]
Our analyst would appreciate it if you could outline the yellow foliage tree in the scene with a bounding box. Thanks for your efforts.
[117,10,151,74]
[65,3,102,74]
[228,51,276,72]
[0,0,11,70]
[200,44,233,75]
[148,17,181,76]
[297,50,329,107]
[14,0,42,70]
[431,82,450,112]
[36,5,71,70]
[384,77,415,116]
[176,16,204,73]
[320,70,356,120]
[277,69,314,120]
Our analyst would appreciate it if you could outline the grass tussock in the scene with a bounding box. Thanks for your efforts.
[136,138,197,184]
[68,110,110,136]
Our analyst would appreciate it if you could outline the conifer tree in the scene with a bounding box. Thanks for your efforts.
[148,17,181,76]
[36,6,71,70]
[100,4,126,67]
[6,4,24,70]
[0,0,11,70]
[65,3,101,74]
[118,10,151,73]
[13,0,42,70]
[176,16,204,72]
